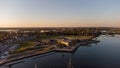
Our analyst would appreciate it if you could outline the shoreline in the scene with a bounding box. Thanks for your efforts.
[0,40,100,66]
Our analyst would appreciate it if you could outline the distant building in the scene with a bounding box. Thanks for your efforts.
[101,30,107,34]
[57,39,73,46]
[40,30,50,33]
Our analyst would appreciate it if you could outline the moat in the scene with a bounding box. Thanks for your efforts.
[1,35,120,68]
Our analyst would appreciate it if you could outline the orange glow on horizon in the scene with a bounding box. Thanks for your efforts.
[0,19,120,27]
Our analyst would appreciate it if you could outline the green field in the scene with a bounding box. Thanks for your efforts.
[30,35,59,41]
[66,36,93,40]
[0,34,4,38]
[12,42,38,53]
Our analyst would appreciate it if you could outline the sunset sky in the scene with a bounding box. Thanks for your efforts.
[0,0,120,27]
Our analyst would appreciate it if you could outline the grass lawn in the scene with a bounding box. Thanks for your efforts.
[30,35,59,41]
[8,46,54,59]
[0,34,4,38]
[66,36,93,40]
[13,42,39,53]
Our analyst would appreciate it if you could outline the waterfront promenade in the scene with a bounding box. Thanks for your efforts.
[0,39,99,66]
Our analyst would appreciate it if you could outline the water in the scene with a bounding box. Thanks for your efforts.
[1,35,120,68]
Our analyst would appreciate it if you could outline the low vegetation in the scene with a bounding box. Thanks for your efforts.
[66,36,93,40]
[12,42,38,54]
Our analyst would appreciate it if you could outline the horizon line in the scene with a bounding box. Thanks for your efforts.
[0,26,119,29]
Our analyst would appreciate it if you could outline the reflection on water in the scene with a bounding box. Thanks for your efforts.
[1,35,120,68]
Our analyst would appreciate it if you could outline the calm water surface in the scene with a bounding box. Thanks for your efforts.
[1,35,120,68]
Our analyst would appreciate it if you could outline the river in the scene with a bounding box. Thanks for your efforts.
[0,35,120,68]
